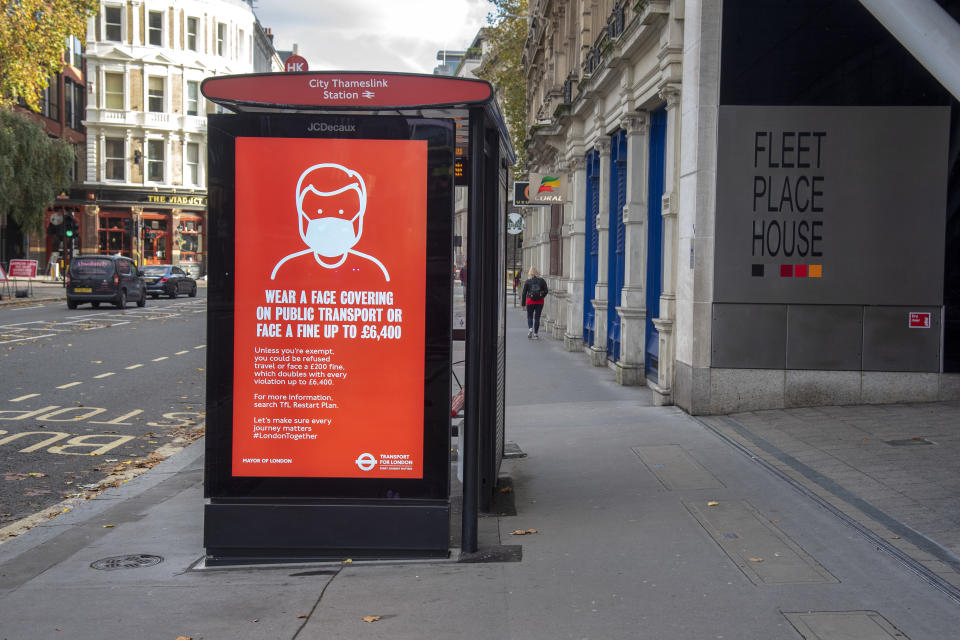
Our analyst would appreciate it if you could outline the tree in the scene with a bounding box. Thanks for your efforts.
[0,109,75,233]
[0,0,99,110]
[475,0,528,177]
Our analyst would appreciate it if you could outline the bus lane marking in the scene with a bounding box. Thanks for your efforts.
[9,394,40,403]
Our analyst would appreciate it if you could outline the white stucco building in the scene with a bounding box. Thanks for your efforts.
[80,0,281,275]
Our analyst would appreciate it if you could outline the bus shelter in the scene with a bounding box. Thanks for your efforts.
[201,72,513,562]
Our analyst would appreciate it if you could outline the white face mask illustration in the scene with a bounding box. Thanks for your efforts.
[296,177,366,258]
[270,163,390,282]
[303,211,363,257]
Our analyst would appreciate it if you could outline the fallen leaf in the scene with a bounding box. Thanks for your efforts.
[770,519,780,523]
[297,614,308,619]
[102,524,115,528]
[707,501,719,507]
[175,637,193,640]
[362,616,382,623]
[748,557,764,563]
[509,529,538,536]
[499,486,513,493]
[342,558,353,564]
[27,472,47,477]
[891,535,901,539]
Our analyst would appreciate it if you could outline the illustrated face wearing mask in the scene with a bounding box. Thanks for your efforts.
[296,164,367,259]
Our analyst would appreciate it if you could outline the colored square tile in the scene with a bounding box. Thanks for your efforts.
[795,264,808,278]
[808,264,822,278]
[752,264,764,277]
[780,264,793,277]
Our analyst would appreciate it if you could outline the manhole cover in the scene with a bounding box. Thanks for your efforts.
[884,438,934,446]
[90,554,163,570]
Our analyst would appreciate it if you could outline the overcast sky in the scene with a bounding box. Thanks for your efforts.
[252,0,495,74]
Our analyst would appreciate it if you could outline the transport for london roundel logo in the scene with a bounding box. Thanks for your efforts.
[355,453,377,472]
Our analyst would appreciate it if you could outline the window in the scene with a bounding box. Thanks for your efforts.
[147,76,164,112]
[41,79,59,120]
[186,17,198,51]
[217,23,226,56]
[148,11,162,46]
[104,6,122,41]
[64,79,84,130]
[186,81,199,116]
[186,142,200,185]
[147,140,164,182]
[238,29,245,59]
[177,216,203,262]
[105,138,125,181]
[104,72,123,109]
[98,216,131,255]
[66,35,83,68]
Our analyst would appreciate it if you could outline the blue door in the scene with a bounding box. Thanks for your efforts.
[583,150,600,346]
[607,130,627,360]
[645,108,666,383]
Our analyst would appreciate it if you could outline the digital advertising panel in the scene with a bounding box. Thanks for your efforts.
[233,137,427,479]
[205,113,453,501]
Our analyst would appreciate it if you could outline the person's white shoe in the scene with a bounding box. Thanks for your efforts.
[533,333,539,340]
[527,328,533,339]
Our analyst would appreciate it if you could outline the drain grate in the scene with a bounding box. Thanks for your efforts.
[91,554,163,570]
[885,438,934,446]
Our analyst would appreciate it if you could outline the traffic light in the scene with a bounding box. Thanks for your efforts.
[64,214,78,238]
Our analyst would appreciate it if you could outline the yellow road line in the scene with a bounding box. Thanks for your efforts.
[193,345,206,349]
[94,372,115,379]
[9,394,40,402]
[152,357,168,362]
[125,364,143,370]
[57,382,82,389]
[175,350,189,355]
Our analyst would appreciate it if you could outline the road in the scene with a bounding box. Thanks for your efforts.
[0,291,207,536]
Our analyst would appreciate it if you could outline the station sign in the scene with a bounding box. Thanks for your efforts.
[202,72,492,111]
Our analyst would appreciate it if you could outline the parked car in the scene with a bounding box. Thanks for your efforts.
[141,265,198,299]
[66,255,147,309]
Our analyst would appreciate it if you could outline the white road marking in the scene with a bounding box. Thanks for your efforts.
[93,372,115,379]
[9,394,40,402]
[56,382,83,389]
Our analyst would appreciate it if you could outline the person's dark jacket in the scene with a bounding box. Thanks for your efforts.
[521,276,548,307]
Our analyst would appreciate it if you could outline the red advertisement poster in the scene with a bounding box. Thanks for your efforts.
[232,137,427,478]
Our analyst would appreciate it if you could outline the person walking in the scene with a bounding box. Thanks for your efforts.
[521,267,548,339]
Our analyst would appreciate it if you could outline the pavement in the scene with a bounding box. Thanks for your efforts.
[1,299,960,638]
[0,278,68,307]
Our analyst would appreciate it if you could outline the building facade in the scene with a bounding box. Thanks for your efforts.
[3,36,87,269]
[79,0,280,276]
[523,0,960,413]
